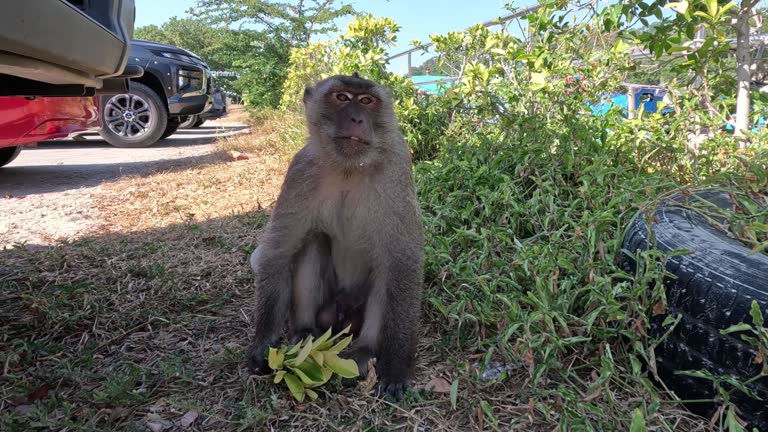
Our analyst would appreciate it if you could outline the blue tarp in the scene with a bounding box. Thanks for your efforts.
[411,75,453,94]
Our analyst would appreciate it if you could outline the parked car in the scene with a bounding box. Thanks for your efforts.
[0,96,100,168]
[177,88,228,129]
[0,0,140,97]
[97,40,216,148]
[0,0,138,168]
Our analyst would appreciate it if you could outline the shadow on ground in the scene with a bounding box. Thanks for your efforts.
[0,211,445,432]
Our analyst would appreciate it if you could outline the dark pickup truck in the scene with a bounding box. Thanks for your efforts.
[98,39,224,148]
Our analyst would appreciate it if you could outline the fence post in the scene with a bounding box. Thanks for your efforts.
[627,86,636,119]
[407,52,412,77]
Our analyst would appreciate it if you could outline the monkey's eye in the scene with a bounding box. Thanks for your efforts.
[358,96,374,105]
[335,92,351,102]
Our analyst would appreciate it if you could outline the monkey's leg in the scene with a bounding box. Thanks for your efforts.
[244,147,317,375]
[290,234,333,343]
[245,224,313,375]
[352,264,422,400]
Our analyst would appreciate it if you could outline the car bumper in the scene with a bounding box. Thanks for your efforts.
[168,94,212,115]
[0,96,99,147]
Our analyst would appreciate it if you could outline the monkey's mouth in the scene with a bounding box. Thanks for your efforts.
[336,135,370,145]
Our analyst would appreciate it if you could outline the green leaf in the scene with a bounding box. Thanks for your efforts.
[286,340,303,356]
[717,1,737,18]
[268,347,284,370]
[693,11,714,20]
[296,360,328,385]
[311,326,334,349]
[328,335,353,354]
[290,365,323,385]
[721,323,753,335]
[450,379,459,410]
[310,350,324,367]
[750,300,764,327]
[273,370,287,384]
[727,404,745,432]
[705,0,717,17]
[323,352,359,378]
[480,400,496,423]
[283,373,306,402]
[291,338,314,365]
[305,388,319,400]
[630,408,647,432]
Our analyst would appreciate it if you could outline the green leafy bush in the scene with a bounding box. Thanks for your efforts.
[279,14,450,161]
[264,1,768,427]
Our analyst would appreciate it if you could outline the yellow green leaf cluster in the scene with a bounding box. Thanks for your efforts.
[267,325,360,402]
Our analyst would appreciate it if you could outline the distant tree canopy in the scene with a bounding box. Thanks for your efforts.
[190,0,357,47]
[134,17,290,108]
[133,1,357,108]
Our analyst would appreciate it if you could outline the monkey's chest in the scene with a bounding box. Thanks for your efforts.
[317,190,374,291]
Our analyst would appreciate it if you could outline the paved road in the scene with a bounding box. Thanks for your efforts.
[0,123,249,247]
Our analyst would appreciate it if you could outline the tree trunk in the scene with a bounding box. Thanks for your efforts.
[733,0,755,143]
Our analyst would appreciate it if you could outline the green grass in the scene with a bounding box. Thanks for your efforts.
[1,104,766,431]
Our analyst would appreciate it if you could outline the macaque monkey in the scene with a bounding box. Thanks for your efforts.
[246,72,425,400]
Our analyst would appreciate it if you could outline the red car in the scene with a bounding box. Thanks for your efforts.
[0,96,100,168]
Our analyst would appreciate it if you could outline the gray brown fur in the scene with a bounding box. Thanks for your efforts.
[246,74,425,399]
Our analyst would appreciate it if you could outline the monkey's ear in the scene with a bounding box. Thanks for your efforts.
[302,85,313,104]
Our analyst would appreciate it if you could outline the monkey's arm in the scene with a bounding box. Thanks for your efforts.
[247,151,317,373]
[365,197,425,398]
[375,248,424,398]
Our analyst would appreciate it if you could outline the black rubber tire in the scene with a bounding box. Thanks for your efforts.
[621,189,768,430]
[160,117,181,140]
[178,115,198,129]
[193,117,206,128]
[98,81,169,148]
[0,146,22,167]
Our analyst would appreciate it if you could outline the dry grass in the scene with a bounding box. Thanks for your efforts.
[96,108,303,234]
[0,107,710,431]
[0,108,475,432]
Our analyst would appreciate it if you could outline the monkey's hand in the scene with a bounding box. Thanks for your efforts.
[245,339,275,376]
[339,344,374,389]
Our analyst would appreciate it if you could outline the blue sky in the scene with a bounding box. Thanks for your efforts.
[135,0,540,73]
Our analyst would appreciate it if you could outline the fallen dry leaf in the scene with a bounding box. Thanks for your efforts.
[26,384,49,403]
[652,300,667,316]
[424,377,451,393]
[755,349,764,365]
[362,358,378,394]
[180,411,199,428]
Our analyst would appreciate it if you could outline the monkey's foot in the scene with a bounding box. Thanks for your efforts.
[376,381,410,401]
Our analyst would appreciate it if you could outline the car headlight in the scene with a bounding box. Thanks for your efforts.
[177,68,204,93]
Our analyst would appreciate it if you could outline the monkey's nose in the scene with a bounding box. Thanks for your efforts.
[350,117,364,124]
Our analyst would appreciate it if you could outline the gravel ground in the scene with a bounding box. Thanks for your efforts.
[0,118,249,248]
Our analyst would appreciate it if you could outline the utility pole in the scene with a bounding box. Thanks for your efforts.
[733,0,758,143]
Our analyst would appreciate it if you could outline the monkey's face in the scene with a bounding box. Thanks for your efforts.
[304,74,397,167]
